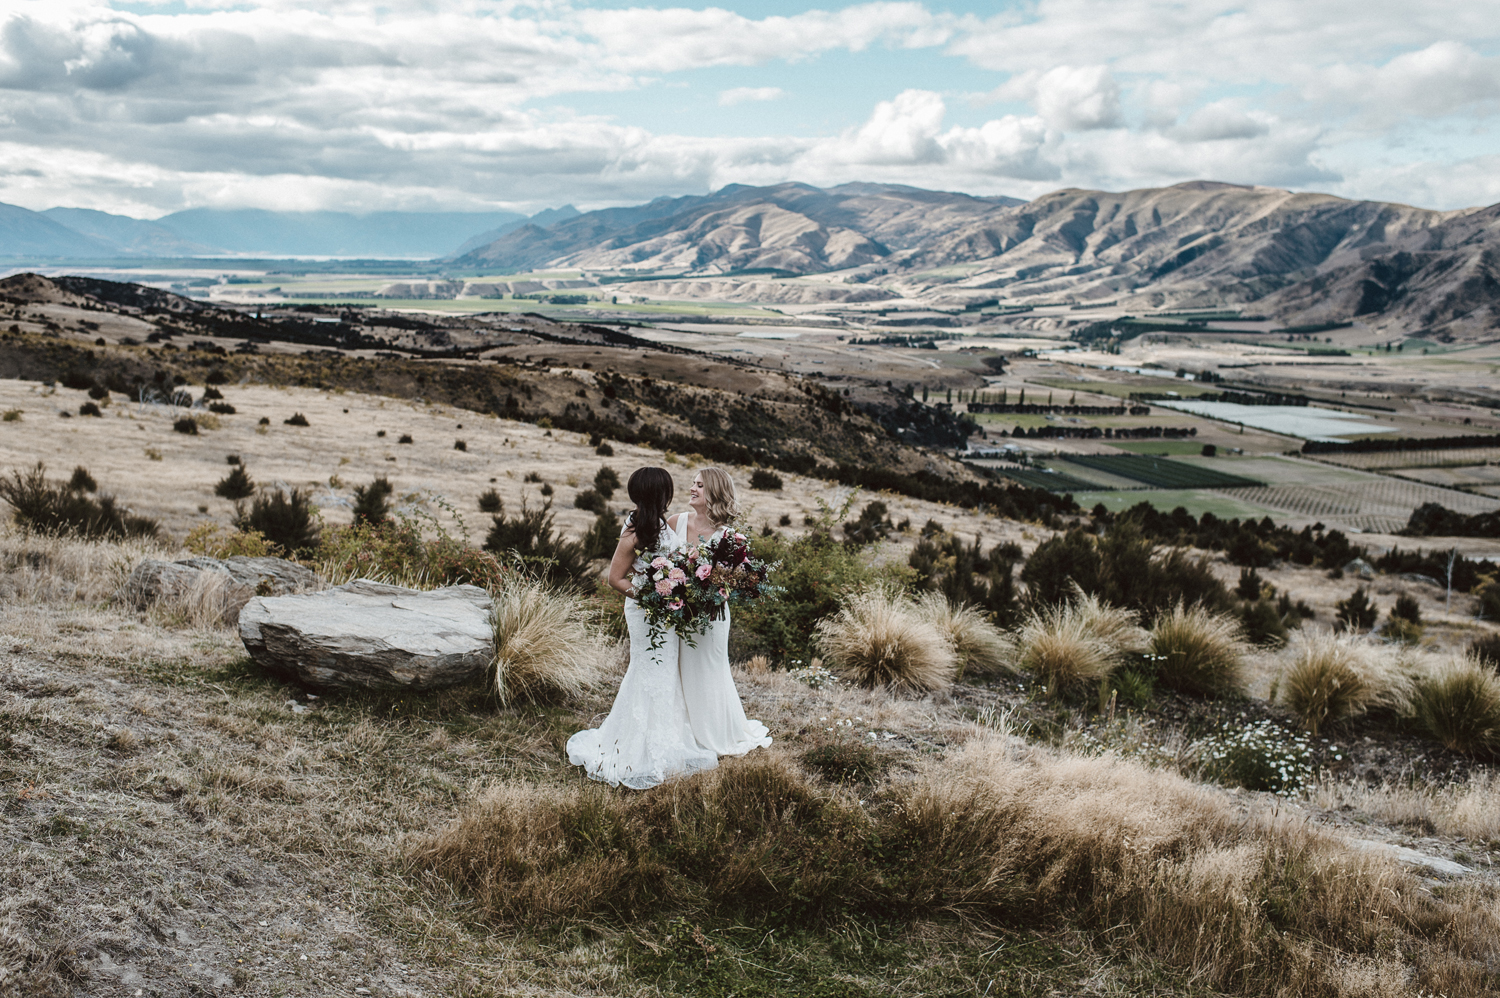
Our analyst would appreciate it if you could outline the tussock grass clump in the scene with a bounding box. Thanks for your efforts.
[490,573,606,705]
[814,584,958,691]
[1281,632,1408,735]
[1149,603,1248,697]
[1410,656,1500,756]
[1014,590,1144,695]
[912,591,1012,678]
[414,738,1500,996]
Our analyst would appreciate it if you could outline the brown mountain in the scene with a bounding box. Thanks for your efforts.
[460,180,1500,341]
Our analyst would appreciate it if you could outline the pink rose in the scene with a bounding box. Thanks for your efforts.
[668,567,687,581]
[654,580,674,596]
[695,563,712,580]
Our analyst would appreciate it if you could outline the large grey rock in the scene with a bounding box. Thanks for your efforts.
[125,555,316,610]
[238,579,494,690]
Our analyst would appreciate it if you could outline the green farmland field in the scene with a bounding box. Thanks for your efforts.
[993,467,1100,492]
[1107,440,1211,456]
[1061,454,1264,489]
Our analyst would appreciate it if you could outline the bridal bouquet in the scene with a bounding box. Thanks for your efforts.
[632,528,782,648]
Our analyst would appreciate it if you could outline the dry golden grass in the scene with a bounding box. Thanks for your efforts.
[1279,630,1410,735]
[1149,603,1249,697]
[490,573,610,704]
[1014,591,1145,695]
[912,590,1012,678]
[1312,770,1500,841]
[814,583,959,692]
[413,732,1500,996]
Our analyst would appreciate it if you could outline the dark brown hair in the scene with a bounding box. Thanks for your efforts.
[626,467,674,552]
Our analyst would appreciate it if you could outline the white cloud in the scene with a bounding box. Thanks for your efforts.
[998,64,1121,131]
[718,86,786,106]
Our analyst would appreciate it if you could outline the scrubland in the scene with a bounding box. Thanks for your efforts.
[3,379,1500,997]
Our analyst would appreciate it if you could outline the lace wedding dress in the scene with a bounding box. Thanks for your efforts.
[676,517,773,757]
[566,517,719,790]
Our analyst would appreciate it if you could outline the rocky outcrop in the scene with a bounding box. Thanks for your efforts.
[238,579,494,690]
[124,555,317,617]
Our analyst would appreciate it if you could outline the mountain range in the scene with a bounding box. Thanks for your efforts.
[0,205,577,259]
[452,180,1500,341]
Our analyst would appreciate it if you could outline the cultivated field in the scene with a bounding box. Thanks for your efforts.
[1061,454,1264,489]
[1313,447,1500,470]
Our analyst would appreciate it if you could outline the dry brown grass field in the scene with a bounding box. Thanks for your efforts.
[4,377,1500,996]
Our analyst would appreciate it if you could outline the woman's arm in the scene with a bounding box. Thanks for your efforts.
[605,528,640,596]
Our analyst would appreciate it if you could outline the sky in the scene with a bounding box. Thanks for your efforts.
[0,0,1497,218]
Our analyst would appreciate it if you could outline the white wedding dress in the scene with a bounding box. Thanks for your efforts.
[675,516,773,757]
[566,517,719,790]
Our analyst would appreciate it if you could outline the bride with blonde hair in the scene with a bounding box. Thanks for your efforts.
[672,467,772,757]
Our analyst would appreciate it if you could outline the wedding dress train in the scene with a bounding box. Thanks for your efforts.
[566,519,718,790]
[676,518,772,757]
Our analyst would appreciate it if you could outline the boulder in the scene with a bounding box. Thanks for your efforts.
[238,579,494,690]
[124,555,317,616]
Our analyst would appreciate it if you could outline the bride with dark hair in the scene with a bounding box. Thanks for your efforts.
[566,467,718,789]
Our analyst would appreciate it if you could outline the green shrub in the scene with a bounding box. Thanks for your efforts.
[1335,587,1378,631]
[749,469,782,491]
[593,466,620,498]
[1382,616,1423,645]
[214,464,255,501]
[235,487,321,557]
[582,510,621,560]
[483,498,590,588]
[1280,632,1407,736]
[730,509,886,662]
[208,402,235,415]
[454,439,467,452]
[68,467,97,493]
[595,442,613,457]
[1236,567,1264,600]
[1410,658,1500,756]
[284,412,309,427]
[1148,604,1247,698]
[1467,632,1500,671]
[88,384,110,401]
[1392,594,1421,624]
[1238,597,1288,647]
[316,516,507,591]
[1196,719,1313,794]
[1113,667,1156,709]
[79,402,102,417]
[0,462,158,539]
[909,532,1022,627]
[173,416,198,435]
[351,475,394,526]
[574,488,608,515]
[477,488,502,513]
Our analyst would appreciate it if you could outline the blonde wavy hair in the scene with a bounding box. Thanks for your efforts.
[697,467,741,526]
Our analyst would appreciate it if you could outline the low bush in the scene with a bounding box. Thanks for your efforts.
[1238,597,1289,647]
[477,488,502,513]
[454,439,467,451]
[1195,719,1313,794]
[398,433,413,444]
[1391,593,1421,624]
[316,512,507,591]
[1410,657,1500,756]
[1235,567,1264,600]
[1280,632,1407,735]
[1467,632,1500,670]
[0,462,158,539]
[87,384,110,400]
[813,583,957,692]
[1383,615,1423,645]
[284,412,309,427]
[208,402,236,415]
[483,498,590,588]
[1,409,21,422]
[69,467,97,493]
[78,402,102,417]
[213,464,255,501]
[351,475,394,526]
[1148,604,1248,698]
[202,386,223,400]
[1335,587,1378,631]
[234,487,320,557]
[582,510,621,560]
[490,574,605,704]
[595,442,613,456]
[173,416,198,435]
[574,488,608,515]
[184,523,278,558]
[749,469,783,491]
[912,590,1011,678]
[593,465,620,498]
